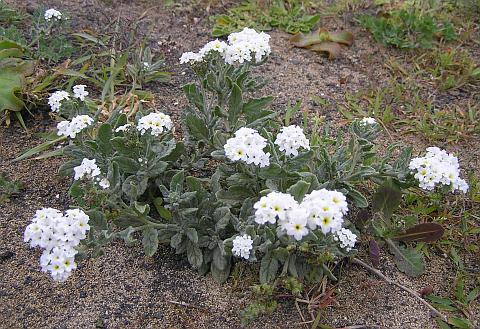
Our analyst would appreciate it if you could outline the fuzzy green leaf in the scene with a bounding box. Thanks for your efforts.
[387,240,425,277]
[185,113,209,142]
[260,252,280,284]
[228,83,243,124]
[187,242,203,268]
[142,227,159,257]
[372,179,402,219]
[286,180,310,202]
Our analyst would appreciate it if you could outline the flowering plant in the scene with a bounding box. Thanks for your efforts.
[22,28,470,291]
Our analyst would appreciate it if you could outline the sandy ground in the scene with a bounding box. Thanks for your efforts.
[1,0,479,328]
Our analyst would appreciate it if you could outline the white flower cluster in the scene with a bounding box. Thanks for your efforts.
[224,28,271,64]
[224,127,270,167]
[137,112,173,136]
[360,117,376,125]
[73,158,109,189]
[24,208,90,282]
[232,234,253,260]
[274,125,310,156]
[73,85,88,101]
[48,85,89,112]
[179,51,204,64]
[179,39,228,64]
[179,28,271,65]
[115,123,132,133]
[48,91,70,112]
[333,228,357,252]
[57,114,93,138]
[254,189,349,241]
[44,8,62,21]
[409,147,469,193]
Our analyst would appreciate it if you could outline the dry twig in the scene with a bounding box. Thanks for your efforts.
[351,257,447,321]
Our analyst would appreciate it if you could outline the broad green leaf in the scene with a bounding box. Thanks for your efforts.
[112,156,140,173]
[182,84,204,111]
[347,188,369,208]
[211,257,231,283]
[122,175,148,199]
[118,226,136,244]
[372,179,402,219]
[185,227,198,244]
[185,113,209,142]
[142,227,159,257]
[58,159,82,177]
[260,252,279,284]
[111,137,132,155]
[69,180,84,198]
[170,232,184,249]
[387,239,425,277]
[0,69,24,112]
[216,186,252,205]
[170,170,184,193]
[286,180,310,202]
[115,213,144,228]
[242,96,273,114]
[435,319,451,329]
[86,209,107,231]
[213,246,228,271]
[447,317,472,329]
[153,197,173,220]
[228,83,242,124]
[186,242,203,268]
[96,123,113,155]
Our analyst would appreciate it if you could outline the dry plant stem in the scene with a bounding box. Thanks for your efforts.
[294,323,389,328]
[167,300,205,310]
[351,257,447,322]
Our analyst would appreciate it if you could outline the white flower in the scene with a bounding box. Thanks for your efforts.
[137,112,173,136]
[56,120,71,137]
[284,212,309,241]
[253,189,349,241]
[409,147,468,193]
[180,28,270,66]
[73,158,101,180]
[275,125,310,156]
[232,234,253,260]
[44,8,62,21]
[224,128,270,167]
[115,123,132,133]
[24,208,90,282]
[57,115,93,139]
[179,51,203,64]
[334,228,357,252]
[224,28,271,64]
[98,178,110,189]
[143,62,150,70]
[199,39,228,56]
[253,192,297,225]
[48,90,70,112]
[300,189,348,234]
[72,85,88,101]
[360,117,376,125]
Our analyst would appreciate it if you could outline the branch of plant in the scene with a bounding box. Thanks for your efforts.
[350,257,447,322]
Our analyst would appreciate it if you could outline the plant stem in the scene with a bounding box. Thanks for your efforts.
[350,257,447,321]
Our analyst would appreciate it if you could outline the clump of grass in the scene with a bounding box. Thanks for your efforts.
[339,81,480,143]
[416,48,480,90]
[359,9,456,49]
[210,0,320,37]
[0,172,24,203]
